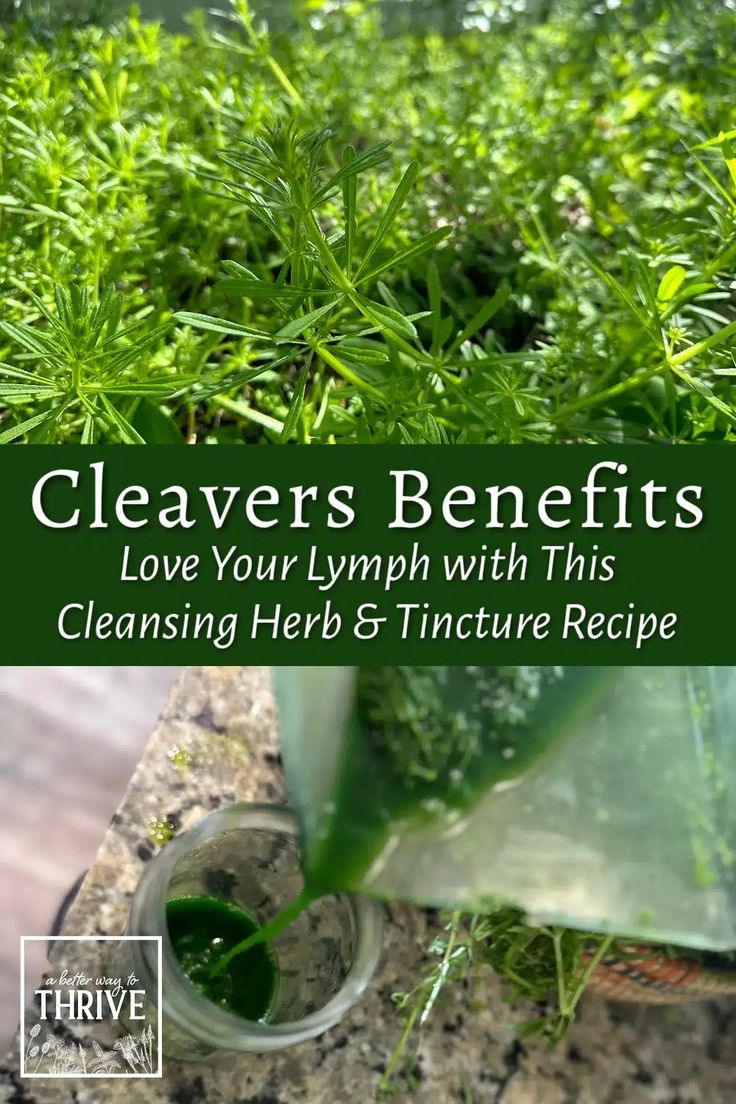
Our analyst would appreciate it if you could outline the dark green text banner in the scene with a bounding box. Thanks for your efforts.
[1,445,730,663]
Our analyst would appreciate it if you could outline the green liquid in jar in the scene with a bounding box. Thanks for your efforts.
[166,895,278,1021]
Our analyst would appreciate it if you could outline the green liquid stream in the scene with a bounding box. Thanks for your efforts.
[209,889,312,977]
[210,667,623,976]
[299,665,621,897]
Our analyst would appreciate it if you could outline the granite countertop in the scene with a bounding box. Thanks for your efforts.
[3,666,736,1104]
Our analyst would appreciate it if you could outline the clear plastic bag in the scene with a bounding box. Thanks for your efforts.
[275,667,736,950]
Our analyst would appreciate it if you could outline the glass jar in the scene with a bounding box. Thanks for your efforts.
[123,803,384,1059]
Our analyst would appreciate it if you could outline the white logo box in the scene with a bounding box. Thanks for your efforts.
[20,935,163,1078]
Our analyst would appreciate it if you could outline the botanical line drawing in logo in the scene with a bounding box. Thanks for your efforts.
[24,1024,156,1076]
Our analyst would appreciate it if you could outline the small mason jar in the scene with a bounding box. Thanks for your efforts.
[122,804,384,1059]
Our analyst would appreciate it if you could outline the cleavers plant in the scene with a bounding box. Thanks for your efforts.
[1,1,736,441]
[175,124,525,444]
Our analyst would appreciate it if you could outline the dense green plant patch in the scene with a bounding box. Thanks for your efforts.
[1,0,736,443]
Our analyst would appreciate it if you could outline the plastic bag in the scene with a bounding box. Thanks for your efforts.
[275,666,736,950]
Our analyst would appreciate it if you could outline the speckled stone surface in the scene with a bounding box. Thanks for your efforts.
[3,666,736,1104]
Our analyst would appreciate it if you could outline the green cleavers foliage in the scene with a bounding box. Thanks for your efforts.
[1,1,736,441]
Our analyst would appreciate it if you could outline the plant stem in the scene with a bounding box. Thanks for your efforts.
[568,935,613,1017]
[314,343,386,402]
[381,1000,422,1093]
[552,362,664,420]
[380,912,462,1093]
[214,396,284,433]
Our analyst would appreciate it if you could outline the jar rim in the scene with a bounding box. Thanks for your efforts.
[129,802,384,1051]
